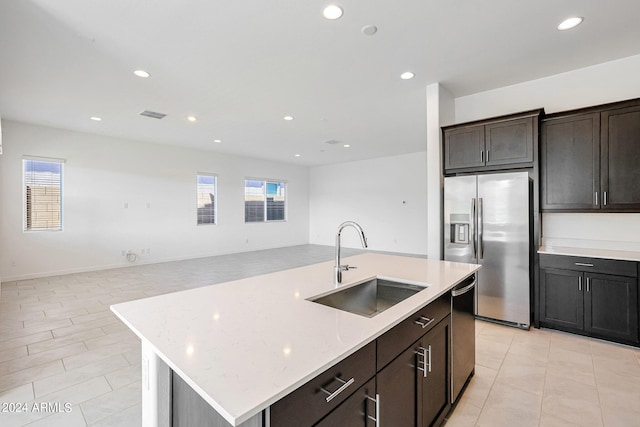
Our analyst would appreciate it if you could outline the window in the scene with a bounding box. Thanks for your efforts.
[23,158,64,231]
[244,179,286,222]
[197,174,217,225]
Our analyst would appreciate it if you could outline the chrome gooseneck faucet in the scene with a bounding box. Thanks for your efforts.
[334,221,368,286]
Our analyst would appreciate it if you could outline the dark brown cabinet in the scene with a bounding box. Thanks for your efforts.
[377,315,451,427]
[443,111,540,174]
[314,378,377,427]
[539,254,639,345]
[541,112,600,210]
[601,104,640,211]
[541,99,640,212]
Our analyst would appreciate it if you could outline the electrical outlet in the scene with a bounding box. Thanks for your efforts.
[141,248,145,254]
[11,260,16,267]
[123,202,128,209]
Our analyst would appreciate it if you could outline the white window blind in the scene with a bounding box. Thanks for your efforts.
[197,174,217,225]
[244,179,286,222]
[23,158,64,231]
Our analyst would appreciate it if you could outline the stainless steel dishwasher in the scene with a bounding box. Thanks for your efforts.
[451,274,476,403]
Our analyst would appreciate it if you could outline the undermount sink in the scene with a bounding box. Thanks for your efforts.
[309,276,429,318]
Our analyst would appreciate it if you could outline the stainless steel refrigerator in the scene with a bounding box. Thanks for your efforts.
[444,171,530,327]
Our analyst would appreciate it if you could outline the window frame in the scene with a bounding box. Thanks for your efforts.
[244,178,287,223]
[196,173,218,226]
[22,156,65,232]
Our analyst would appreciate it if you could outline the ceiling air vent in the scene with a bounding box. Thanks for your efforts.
[323,139,341,145]
[140,110,167,119]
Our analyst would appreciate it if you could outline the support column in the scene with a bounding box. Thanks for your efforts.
[426,83,454,260]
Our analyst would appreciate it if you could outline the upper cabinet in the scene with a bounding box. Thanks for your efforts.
[541,99,640,212]
[443,110,541,174]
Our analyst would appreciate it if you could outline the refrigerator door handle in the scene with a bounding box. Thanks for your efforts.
[471,198,477,259]
[478,198,484,260]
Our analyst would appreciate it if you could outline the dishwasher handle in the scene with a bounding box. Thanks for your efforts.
[451,277,476,297]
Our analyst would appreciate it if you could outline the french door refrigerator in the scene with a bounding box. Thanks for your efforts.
[444,171,530,328]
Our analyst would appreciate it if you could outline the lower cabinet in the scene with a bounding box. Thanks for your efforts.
[314,378,377,427]
[539,254,639,345]
[377,316,451,427]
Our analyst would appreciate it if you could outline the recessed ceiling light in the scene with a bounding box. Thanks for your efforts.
[400,72,415,80]
[213,139,222,143]
[557,17,583,31]
[294,154,301,157]
[90,116,102,121]
[187,116,197,122]
[323,4,343,20]
[133,70,150,78]
[283,115,294,121]
[343,144,351,148]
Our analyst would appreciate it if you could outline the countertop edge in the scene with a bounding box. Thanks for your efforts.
[538,245,640,262]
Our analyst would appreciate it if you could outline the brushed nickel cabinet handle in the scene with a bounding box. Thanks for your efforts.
[414,316,434,329]
[366,394,380,426]
[321,376,355,403]
[575,262,594,267]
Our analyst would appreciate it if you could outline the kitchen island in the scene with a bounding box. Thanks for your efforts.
[111,252,480,426]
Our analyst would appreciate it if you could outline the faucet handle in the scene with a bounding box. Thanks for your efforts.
[342,265,357,271]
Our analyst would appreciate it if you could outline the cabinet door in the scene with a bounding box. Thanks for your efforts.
[601,105,640,211]
[540,268,584,331]
[314,378,377,427]
[377,339,420,426]
[484,117,533,167]
[443,125,485,171]
[541,113,600,210]
[584,273,639,343]
[420,317,451,427]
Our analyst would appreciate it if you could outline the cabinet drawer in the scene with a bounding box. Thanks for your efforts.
[539,254,637,277]
[376,293,450,371]
[269,341,375,427]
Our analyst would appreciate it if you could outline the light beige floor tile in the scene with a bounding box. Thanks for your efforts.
[600,405,640,427]
[0,342,87,377]
[51,316,120,338]
[34,354,129,398]
[0,382,34,401]
[542,374,603,427]
[445,395,482,427]
[0,346,28,364]
[62,341,138,371]
[457,364,498,409]
[104,364,141,390]
[70,310,114,325]
[475,382,542,427]
[0,319,72,342]
[37,376,112,406]
[79,381,140,425]
[87,401,141,427]
[475,336,509,370]
[22,308,88,329]
[0,360,65,394]
[27,328,105,355]
[83,330,139,351]
[23,405,87,427]
[0,331,53,352]
[493,351,547,396]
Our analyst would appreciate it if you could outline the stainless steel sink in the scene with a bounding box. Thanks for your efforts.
[308,276,429,318]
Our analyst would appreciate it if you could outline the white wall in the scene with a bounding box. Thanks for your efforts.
[0,120,310,281]
[454,53,640,251]
[308,152,428,255]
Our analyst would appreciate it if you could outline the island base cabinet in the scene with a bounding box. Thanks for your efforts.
[377,316,451,427]
[314,378,377,427]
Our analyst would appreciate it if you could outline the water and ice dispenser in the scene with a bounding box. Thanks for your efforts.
[449,213,470,244]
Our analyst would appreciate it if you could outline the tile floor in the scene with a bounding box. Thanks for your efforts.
[0,245,639,426]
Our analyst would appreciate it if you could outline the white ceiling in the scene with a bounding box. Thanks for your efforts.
[2,1,640,166]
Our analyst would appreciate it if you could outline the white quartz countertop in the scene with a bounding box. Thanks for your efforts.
[111,253,480,426]
[538,245,640,262]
